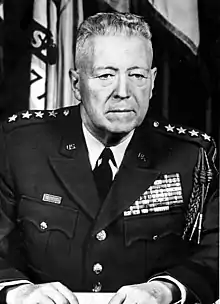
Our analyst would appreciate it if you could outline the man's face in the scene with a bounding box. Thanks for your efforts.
[72,35,156,141]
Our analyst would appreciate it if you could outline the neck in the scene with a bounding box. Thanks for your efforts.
[82,123,133,147]
[90,127,132,146]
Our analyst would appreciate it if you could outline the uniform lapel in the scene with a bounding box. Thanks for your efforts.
[92,125,161,235]
[49,107,100,219]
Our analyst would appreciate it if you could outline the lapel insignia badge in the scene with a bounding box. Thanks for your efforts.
[124,173,183,216]
[66,143,76,150]
[138,152,147,162]
[42,193,62,204]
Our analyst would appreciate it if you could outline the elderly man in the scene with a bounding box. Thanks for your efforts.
[0,12,218,304]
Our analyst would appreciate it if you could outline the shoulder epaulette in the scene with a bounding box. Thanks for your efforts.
[148,119,216,151]
[1,107,74,133]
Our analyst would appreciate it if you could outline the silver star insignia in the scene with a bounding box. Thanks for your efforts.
[63,109,70,116]
[177,127,186,134]
[165,124,175,132]
[48,110,58,117]
[35,111,44,118]
[22,111,32,119]
[189,130,199,137]
[8,114,18,122]
[201,133,211,141]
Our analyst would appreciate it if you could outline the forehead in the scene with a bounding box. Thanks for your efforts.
[88,35,152,70]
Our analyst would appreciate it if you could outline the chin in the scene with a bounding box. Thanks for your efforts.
[108,123,137,134]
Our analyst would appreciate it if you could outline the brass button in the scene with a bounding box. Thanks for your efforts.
[92,282,102,292]
[153,235,158,240]
[153,121,159,127]
[40,221,48,230]
[96,230,107,241]
[93,263,103,275]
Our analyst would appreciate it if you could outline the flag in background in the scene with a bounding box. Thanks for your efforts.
[29,0,199,110]
[30,0,80,110]
[147,0,199,54]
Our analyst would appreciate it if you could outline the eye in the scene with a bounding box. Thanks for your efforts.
[98,74,114,80]
[130,74,146,79]
[129,72,150,86]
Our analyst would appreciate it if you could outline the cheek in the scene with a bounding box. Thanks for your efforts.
[134,88,151,107]
[130,81,152,96]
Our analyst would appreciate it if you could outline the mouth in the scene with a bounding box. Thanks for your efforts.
[107,109,134,113]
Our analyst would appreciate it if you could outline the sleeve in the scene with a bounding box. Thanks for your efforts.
[155,142,219,304]
[0,124,30,283]
[148,275,186,304]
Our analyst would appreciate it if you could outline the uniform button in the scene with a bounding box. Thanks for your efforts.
[92,282,102,292]
[96,230,107,241]
[153,235,158,240]
[93,263,103,274]
[40,221,48,230]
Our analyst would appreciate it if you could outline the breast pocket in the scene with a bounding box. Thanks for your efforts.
[17,195,78,266]
[124,208,184,247]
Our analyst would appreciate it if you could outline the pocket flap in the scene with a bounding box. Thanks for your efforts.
[18,195,78,238]
[124,209,184,246]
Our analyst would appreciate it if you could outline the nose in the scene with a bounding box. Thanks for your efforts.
[114,74,130,99]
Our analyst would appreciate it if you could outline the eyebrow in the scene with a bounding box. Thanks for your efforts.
[92,66,150,72]
[127,66,150,72]
[92,66,118,72]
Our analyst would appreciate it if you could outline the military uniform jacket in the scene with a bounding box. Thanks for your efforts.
[0,106,218,304]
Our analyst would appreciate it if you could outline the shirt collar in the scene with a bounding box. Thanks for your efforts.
[82,123,134,170]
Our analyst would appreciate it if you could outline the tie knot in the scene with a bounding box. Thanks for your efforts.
[99,148,115,166]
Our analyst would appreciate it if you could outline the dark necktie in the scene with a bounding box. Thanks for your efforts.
[93,148,115,202]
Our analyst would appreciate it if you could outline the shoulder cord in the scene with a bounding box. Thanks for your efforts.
[182,147,213,244]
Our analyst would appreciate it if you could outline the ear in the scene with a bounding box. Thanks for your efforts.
[69,68,82,102]
[149,67,157,99]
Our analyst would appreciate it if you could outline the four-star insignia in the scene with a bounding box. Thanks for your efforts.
[48,110,58,117]
[177,126,186,134]
[8,114,18,123]
[35,111,44,118]
[201,133,211,141]
[165,124,175,132]
[189,130,199,137]
[22,111,32,119]
[6,112,212,145]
